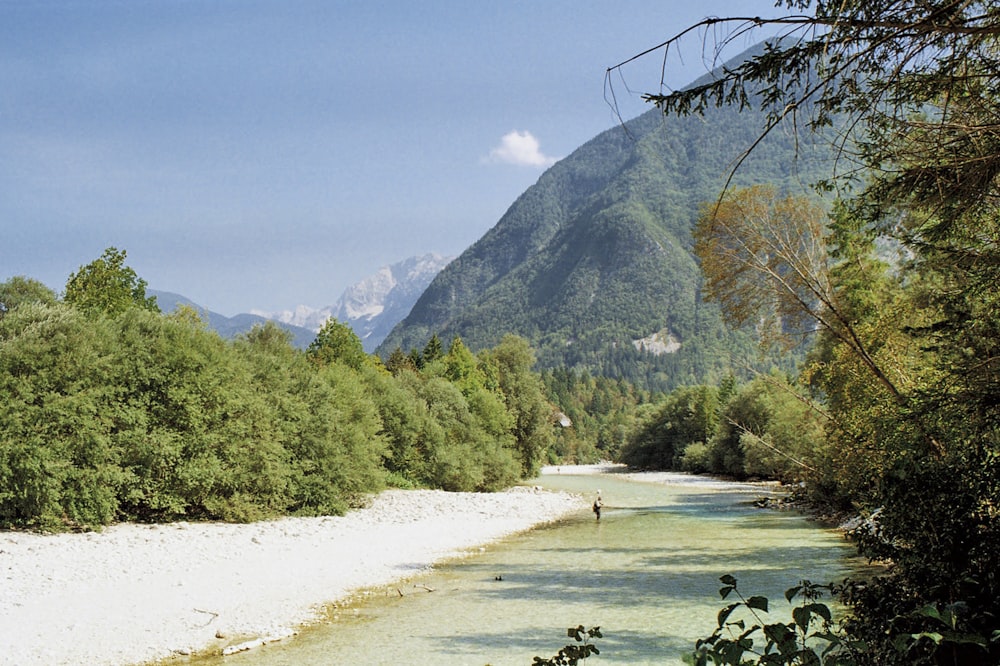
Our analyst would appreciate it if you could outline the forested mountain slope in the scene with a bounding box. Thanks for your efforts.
[380,45,832,391]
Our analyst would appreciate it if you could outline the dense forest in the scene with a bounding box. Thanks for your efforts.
[0,249,568,529]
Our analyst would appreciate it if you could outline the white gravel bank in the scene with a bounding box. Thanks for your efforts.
[0,486,585,666]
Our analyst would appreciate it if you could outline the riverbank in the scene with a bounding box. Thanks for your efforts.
[0,485,585,666]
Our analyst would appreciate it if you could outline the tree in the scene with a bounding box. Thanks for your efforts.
[307,318,369,371]
[693,186,833,348]
[422,333,444,363]
[0,276,57,314]
[481,335,553,477]
[608,1,1000,225]
[64,247,159,317]
[385,346,418,375]
[360,365,433,488]
[620,385,718,471]
[616,4,1000,663]
[443,336,484,393]
[692,187,919,430]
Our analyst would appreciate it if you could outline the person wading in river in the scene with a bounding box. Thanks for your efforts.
[592,491,603,521]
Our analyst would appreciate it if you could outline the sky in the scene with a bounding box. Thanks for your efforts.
[1,0,783,316]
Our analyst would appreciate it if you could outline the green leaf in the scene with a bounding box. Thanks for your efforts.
[937,630,988,647]
[812,630,841,645]
[804,603,832,623]
[793,605,812,632]
[915,604,944,623]
[717,603,740,628]
[746,595,769,612]
[720,640,748,663]
[763,622,796,652]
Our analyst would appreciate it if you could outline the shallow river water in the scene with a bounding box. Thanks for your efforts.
[197,471,854,665]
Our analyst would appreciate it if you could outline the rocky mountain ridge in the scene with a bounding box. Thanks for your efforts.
[152,253,451,351]
[253,253,451,351]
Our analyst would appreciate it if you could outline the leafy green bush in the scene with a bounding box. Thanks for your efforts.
[678,441,711,473]
[0,303,121,529]
[620,384,718,470]
[111,308,293,521]
[0,266,566,530]
[533,626,603,666]
[687,576,858,666]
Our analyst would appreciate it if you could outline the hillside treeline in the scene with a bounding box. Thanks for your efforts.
[619,373,825,485]
[541,366,652,464]
[0,251,558,530]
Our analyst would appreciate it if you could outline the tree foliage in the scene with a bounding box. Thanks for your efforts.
[611,1,1000,220]
[0,303,122,528]
[621,375,825,484]
[481,335,555,477]
[620,384,718,471]
[0,276,57,313]
[0,254,580,529]
[307,317,371,371]
[63,247,159,317]
[542,367,651,464]
[694,187,831,347]
[617,2,1000,663]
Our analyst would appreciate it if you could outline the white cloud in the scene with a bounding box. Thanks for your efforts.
[486,130,559,167]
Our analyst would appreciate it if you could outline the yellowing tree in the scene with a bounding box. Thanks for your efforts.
[693,186,912,409]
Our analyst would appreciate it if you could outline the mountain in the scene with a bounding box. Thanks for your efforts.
[149,254,449,352]
[378,44,833,392]
[149,290,317,348]
[253,253,452,352]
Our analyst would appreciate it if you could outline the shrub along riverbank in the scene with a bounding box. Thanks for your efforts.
[0,255,556,530]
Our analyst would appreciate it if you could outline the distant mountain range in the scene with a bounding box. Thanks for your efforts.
[149,289,318,348]
[151,253,451,351]
[251,253,452,351]
[379,43,834,392]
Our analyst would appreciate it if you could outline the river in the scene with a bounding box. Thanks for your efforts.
[192,470,854,665]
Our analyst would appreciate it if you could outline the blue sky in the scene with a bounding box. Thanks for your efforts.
[2,0,782,315]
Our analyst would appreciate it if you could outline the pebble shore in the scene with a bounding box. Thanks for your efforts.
[0,486,586,666]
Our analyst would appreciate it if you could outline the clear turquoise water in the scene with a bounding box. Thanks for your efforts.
[194,472,853,665]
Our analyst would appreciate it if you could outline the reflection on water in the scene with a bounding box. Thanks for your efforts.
[196,472,854,665]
